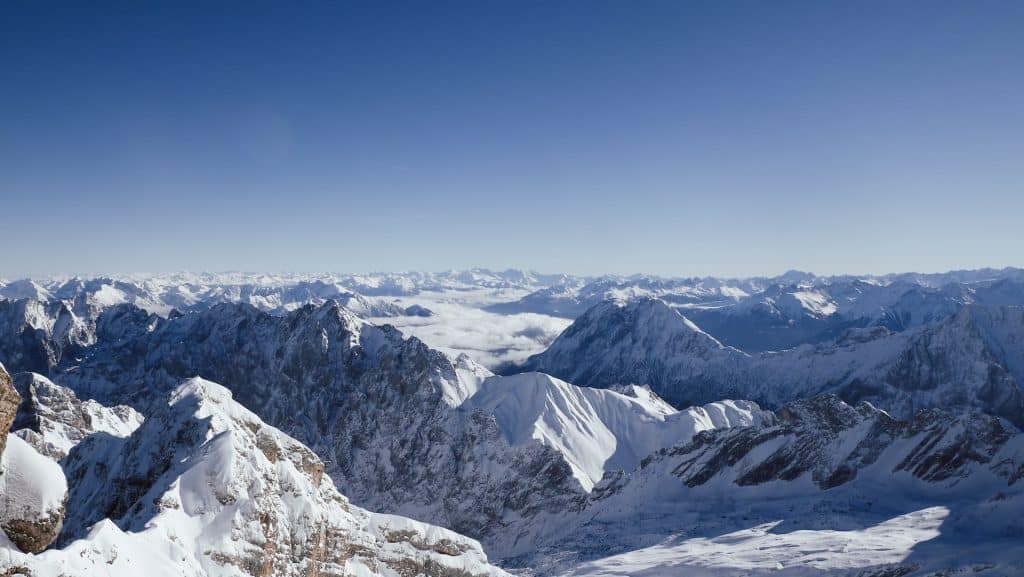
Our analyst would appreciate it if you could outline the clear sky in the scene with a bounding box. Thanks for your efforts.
[2,1,1022,278]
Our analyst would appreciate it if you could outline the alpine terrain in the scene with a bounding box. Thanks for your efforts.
[0,269,1022,576]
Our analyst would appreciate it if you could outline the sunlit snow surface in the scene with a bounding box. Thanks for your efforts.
[466,373,767,490]
[566,507,948,576]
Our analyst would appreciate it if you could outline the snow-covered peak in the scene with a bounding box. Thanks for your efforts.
[528,296,1024,426]
[529,297,731,368]
[465,372,767,491]
[0,280,53,302]
[12,372,142,460]
[731,283,839,320]
[593,297,725,344]
[524,298,746,407]
[166,376,250,420]
[4,377,510,576]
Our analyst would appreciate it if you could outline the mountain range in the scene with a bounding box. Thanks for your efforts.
[1,268,1022,576]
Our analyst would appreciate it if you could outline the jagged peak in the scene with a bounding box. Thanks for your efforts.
[308,297,366,329]
[776,394,885,433]
[577,297,724,343]
[166,376,293,439]
[12,370,58,393]
[467,372,766,491]
[168,375,236,408]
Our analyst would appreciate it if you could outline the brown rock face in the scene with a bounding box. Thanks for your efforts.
[0,364,21,455]
[2,507,65,554]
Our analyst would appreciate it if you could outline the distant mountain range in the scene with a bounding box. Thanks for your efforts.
[523,297,1024,427]
[1,268,1022,576]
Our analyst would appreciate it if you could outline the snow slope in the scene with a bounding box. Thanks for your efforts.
[565,507,952,576]
[525,395,1024,576]
[465,373,767,490]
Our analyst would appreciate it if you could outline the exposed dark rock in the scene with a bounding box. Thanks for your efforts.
[0,363,20,457]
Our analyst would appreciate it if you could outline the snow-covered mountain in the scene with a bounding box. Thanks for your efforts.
[501,268,1024,352]
[0,270,581,372]
[486,275,756,318]
[520,298,748,401]
[540,394,1024,576]
[463,373,767,492]
[0,361,511,576]
[6,268,1024,369]
[526,298,1024,427]
[0,298,94,375]
[0,269,574,318]
[11,372,143,460]
[1,268,1023,575]
[0,300,750,560]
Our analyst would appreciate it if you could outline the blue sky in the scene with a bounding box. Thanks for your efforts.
[2,1,1022,277]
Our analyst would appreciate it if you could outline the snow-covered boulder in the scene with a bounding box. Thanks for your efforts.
[0,434,67,553]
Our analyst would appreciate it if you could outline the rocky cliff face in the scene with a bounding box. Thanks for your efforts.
[0,300,92,375]
[641,395,1022,492]
[0,363,19,458]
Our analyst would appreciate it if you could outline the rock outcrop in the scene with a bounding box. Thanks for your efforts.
[0,363,19,457]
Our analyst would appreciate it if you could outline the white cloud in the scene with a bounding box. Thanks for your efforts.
[369,289,571,369]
